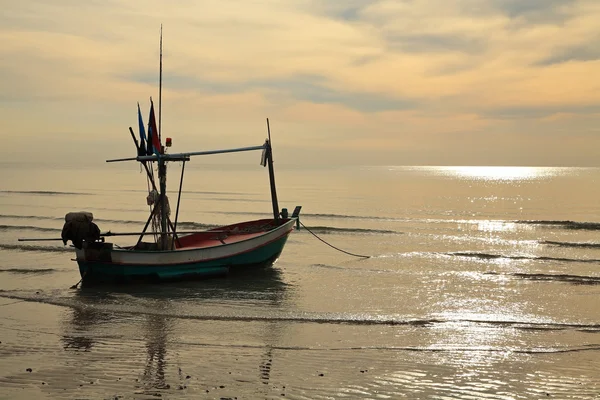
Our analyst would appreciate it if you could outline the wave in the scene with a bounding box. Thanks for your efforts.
[202,197,265,203]
[175,341,600,355]
[96,218,142,225]
[0,268,58,274]
[517,220,600,231]
[541,240,600,249]
[0,244,71,253]
[0,190,91,196]
[116,189,250,196]
[301,217,600,231]
[0,215,218,230]
[1,291,599,332]
[0,224,60,233]
[301,226,401,235]
[485,272,600,285]
[311,264,401,274]
[300,212,391,221]
[0,214,148,226]
[210,210,396,221]
[0,214,63,221]
[96,220,219,232]
[448,251,600,263]
[342,344,600,354]
[173,221,221,230]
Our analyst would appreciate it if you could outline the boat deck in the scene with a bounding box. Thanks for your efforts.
[174,218,283,250]
[127,218,289,252]
[177,230,265,250]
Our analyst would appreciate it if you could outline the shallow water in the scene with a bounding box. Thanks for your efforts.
[1,163,600,399]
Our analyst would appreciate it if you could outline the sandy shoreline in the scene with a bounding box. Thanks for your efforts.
[2,296,600,399]
[0,298,373,400]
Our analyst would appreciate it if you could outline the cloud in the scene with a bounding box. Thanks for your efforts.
[489,0,575,23]
[1,0,600,166]
[385,33,485,55]
[302,0,377,22]
[127,72,414,113]
[483,104,599,120]
[538,42,600,65]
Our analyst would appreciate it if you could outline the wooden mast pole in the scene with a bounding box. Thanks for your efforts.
[158,24,163,144]
[266,118,280,221]
[157,25,169,249]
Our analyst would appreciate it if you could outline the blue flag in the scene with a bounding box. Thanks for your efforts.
[137,103,147,156]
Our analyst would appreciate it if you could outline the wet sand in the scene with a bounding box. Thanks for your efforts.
[2,295,600,399]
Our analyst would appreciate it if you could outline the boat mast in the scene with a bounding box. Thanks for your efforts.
[266,118,280,221]
[158,25,168,249]
[158,24,163,144]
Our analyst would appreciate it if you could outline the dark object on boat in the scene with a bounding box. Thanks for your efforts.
[82,241,113,263]
[61,212,101,249]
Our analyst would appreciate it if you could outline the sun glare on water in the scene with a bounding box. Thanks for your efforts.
[435,166,554,181]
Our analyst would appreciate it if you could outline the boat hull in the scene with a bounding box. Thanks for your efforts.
[75,218,295,285]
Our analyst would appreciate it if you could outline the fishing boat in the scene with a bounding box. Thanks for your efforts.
[56,113,301,285]
[62,126,301,283]
[19,29,301,285]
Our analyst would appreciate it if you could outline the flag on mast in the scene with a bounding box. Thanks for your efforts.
[148,99,162,155]
[137,103,147,156]
[146,113,153,156]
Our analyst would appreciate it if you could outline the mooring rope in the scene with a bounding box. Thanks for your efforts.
[299,220,371,258]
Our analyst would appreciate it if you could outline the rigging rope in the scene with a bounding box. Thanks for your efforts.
[299,220,371,258]
[146,163,159,242]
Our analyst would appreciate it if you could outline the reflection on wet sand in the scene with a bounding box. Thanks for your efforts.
[60,291,117,351]
[140,305,170,391]
[60,308,96,351]
[61,267,290,393]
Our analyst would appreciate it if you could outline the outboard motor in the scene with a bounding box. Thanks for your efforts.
[61,212,101,249]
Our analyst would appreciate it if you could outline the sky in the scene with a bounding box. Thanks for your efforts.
[1,0,600,166]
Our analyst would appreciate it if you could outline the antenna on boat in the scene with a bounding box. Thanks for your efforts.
[158,24,163,142]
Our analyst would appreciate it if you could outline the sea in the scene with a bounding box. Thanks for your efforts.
[1,162,600,399]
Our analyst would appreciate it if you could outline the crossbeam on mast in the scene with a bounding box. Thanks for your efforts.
[106,144,266,163]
